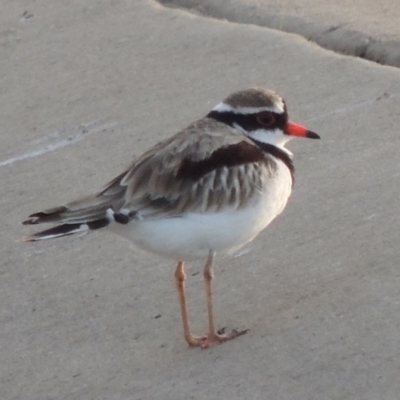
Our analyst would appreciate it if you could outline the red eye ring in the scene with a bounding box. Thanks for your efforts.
[256,112,275,127]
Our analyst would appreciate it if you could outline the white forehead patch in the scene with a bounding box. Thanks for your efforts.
[212,100,285,115]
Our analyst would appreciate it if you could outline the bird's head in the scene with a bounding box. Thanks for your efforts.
[207,88,320,151]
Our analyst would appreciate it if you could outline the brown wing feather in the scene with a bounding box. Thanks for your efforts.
[23,118,277,227]
[120,118,277,217]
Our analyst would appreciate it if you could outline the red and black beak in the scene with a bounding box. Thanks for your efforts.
[286,122,320,139]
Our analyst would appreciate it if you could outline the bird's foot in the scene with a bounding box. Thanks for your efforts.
[185,327,248,349]
[201,327,248,349]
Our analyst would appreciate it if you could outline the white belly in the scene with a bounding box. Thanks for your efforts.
[108,164,292,261]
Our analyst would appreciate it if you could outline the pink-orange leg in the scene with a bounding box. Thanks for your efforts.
[174,261,206,347]
[175,254,248,349]
[201,251,248,349]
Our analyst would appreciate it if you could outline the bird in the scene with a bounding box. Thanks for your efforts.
[22,88,320,348]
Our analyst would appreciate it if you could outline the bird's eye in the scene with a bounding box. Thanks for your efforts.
[256,112,275,127]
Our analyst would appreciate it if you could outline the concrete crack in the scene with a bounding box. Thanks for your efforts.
[156,0,400,69]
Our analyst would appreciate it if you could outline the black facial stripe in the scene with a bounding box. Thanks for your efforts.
[206,110,287,132]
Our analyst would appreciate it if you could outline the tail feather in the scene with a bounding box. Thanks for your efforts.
[22,218,110,242]
[22,206,68,225]
[22,172,128,241]
[22,193,118,225]
[21,194,114,241]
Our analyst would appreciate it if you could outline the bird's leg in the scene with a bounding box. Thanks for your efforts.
[174,261,206,347]
[204,251,217,336]
[201,251,248,349]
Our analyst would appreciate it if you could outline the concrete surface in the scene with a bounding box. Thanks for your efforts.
[1,1,400,399]
[161,0,400,67]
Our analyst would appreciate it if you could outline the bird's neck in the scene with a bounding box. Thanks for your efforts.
[250,139,294,181]
[207,110,295,182]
